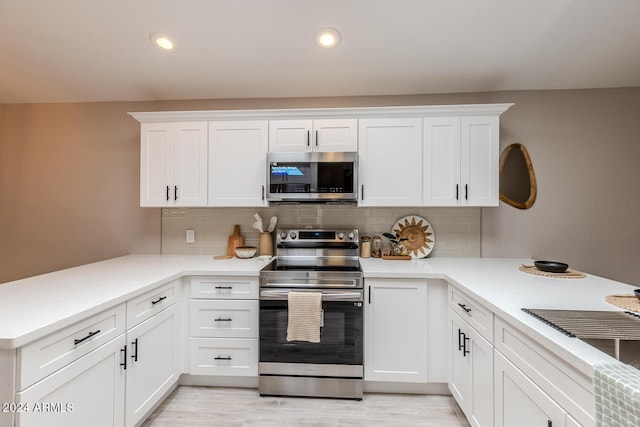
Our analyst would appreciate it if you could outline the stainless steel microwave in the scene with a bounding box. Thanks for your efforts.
[266,152,358,204]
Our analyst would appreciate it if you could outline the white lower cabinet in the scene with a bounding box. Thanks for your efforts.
[125,304,179,427]
[449,309,493,427]
[495,351,567,427]
[189,338,258,376]
[364,279,428,382]
[188,276,258,378]
[16,335,126,427]
[13,282,181,427]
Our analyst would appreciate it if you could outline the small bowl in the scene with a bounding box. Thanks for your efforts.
[534,260,569,273]
[634,289,640,301]
[234,246,257,259]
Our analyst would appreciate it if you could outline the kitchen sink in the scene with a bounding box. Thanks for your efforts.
[523,308,640,369]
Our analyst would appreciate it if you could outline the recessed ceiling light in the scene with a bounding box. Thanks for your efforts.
[314,28,342,49]
[149,32,176,52]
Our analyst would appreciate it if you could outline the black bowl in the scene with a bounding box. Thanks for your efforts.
[634,289,640,301]
[534,260,569,273]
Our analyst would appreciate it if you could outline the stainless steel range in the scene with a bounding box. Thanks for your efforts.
[259,228,363,399]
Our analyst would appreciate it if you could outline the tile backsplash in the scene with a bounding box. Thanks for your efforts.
[161,206,481,257]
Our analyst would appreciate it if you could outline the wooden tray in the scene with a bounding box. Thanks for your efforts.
[382,255,411,260]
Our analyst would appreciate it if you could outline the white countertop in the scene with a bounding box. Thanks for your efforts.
[1,255,637,377]
[361,257,638,375]
[0,255,268,349]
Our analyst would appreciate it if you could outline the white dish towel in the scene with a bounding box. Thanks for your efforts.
[594,362,640,426]
[286,291,322,343]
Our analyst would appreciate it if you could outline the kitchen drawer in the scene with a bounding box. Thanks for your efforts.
[190,276,258,299]
[17,303,126,390]
[494,316,594,426]
[190,300,258,338]
[126,279,181,329]
[449,286,494,343]
[189,338,258,376]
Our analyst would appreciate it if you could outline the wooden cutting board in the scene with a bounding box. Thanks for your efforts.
[227,224,244,256]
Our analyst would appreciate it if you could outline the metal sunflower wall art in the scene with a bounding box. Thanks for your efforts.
[391,215,435,258]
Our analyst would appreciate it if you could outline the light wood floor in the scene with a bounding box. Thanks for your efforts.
[142,386,471,426]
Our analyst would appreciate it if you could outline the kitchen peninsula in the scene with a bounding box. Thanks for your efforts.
[0,255,636,427]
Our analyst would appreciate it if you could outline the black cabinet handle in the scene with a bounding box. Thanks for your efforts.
[261,185,265,200]
[307,130,310,147]
[464,184,468,200]
[456,184,459,200]
[214,318,232,322]
[548,421,552,427]
[315,130,319,147]
[120,345,127,370]
[174,185,178,200]
[166,185,170,201]
[361,185,364,201]
[214,356,232,361]
[463,335,470,357]
[215,286,233,290]
[368,285,371,304]
[74,329,101,345]
[458,329,464,351]
[151,296,167,306]
[458,303,472,314]
[131,338,139,362]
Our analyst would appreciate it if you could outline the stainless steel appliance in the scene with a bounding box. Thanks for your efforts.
[259,228,363,399]
[266,152,358,204]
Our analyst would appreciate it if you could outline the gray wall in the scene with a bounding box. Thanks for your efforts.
[1,88,639,285]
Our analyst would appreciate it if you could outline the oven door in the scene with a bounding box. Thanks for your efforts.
[259,289,363,366]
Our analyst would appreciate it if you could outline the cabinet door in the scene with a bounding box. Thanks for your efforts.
[449,309,472,415]
[358,118,422,206]
[494,351,566,427]
[364,279,428,382]
[461,116,499,206]
[268,119,313,152]
[16,335,126,427]
[125,304,179,427]
[423,117,461,206]
[208,121,268,206]
[313,119,358,152]
[140,123,173,207]
[173,122,208,206]
[449,309,493,427]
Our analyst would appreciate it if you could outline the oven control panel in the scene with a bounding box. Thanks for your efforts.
[276,228,359,243]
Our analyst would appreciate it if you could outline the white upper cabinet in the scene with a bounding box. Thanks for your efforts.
[269,119,357,152]
[358,118,423,206]
[140,122,208,207]
[423,116,499,206]
[208,121,268,206]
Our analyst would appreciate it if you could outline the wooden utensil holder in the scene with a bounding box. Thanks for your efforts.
[259,232,273,256]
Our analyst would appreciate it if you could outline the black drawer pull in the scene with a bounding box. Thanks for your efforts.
[120,346,127,370]
[463,335,470,357]
[131,338,139,362]
[215,286,233,290]
[214,318,232,322]
[458,303,472,314]
[151,296,167,305]
[74,329,101,345]
[214,356,232,361]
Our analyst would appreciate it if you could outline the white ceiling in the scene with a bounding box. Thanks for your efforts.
[1,0,639,104]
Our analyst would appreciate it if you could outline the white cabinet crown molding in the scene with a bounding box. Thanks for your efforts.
[129,103,513,123]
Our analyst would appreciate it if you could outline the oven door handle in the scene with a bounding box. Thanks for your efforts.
[260,289,363,302]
